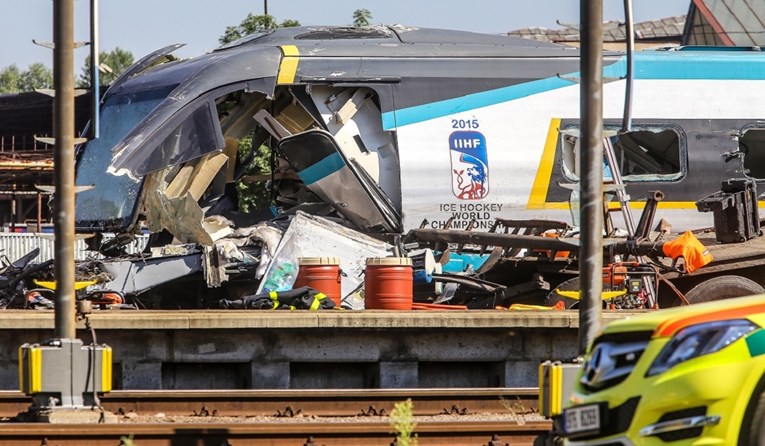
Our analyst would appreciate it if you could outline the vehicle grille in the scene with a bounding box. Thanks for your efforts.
[656,406,706,441]
[580,331,652,391]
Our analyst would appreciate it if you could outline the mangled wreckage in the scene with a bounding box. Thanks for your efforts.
[10,25,765,310]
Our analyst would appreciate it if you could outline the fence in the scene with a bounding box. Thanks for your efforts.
[0,233,150,263]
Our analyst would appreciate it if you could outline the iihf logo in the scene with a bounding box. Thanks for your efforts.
[450,131,489,200]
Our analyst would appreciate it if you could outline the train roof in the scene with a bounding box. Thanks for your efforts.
[215,24,580,54]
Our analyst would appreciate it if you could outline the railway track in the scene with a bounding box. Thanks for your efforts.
[0,388,552,445]
[0,388,541,418]
[0,420,551,445]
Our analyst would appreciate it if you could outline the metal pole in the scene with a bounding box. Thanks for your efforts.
[264,0,268,15]
[621,0,634,133]
[10,193,15,232]
[37,192,42,233]
[53,0,76,339]
[90,0,100,139]
[578,0,604,355]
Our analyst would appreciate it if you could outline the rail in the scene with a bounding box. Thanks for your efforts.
[0,388,550,445]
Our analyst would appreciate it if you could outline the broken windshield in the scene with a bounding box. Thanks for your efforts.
[75,85,176,231]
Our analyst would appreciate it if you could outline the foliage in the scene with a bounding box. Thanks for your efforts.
[0,47,132,93]
[219,12,300,213]
[0,65,22,93]
[280,19,301,28]
[390,398,418,446]
[20,63,53,91]
[353,9,373,27]
[0,63,53,93]
[77,47,135,88]
[499,395,528,425]
[235,135,273,212]
[219,14,301,45]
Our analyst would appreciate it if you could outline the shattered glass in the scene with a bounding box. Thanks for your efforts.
[75,85,176,230]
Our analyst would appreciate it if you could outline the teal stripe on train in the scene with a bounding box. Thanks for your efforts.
[383,50,765,130]
[296,152,345,185]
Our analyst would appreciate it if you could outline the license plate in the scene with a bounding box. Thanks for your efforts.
[563,403,601,435]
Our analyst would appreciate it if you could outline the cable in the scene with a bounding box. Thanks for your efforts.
[657,273,690,306]
[82,312,106,422]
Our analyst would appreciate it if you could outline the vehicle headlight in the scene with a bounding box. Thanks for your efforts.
[646,319,757,377]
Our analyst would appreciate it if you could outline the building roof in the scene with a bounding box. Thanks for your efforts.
[0,91,90,140]
[685,0,765,46]
[508,15,687,44]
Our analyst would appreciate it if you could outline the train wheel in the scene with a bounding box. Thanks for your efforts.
[684,275,765,304]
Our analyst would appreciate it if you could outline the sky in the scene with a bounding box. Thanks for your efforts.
[0,0,692,71]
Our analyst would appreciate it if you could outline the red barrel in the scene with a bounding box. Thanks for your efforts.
[294,257,342,306]
[364,257,413,310]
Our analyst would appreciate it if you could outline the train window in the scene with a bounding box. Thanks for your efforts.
[739,128,765,179]
[560,123,685,183]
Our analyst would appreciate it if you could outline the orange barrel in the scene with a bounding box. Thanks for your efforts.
[294,257,342,306]
[364,257,414,310]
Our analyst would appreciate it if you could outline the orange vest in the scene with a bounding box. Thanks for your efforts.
[662,231,713,273]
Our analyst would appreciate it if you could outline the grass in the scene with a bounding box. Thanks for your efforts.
[499,395,531,425]
[390,398,418,446]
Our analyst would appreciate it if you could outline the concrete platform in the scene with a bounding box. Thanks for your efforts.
[0,310,642,390]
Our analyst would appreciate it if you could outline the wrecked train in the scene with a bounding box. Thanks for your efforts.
[13,25,765,309]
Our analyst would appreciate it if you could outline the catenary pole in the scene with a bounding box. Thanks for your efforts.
[53,0,76,339]
[578,0,604,355]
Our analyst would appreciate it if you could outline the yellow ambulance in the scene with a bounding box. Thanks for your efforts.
[561,294,765,445]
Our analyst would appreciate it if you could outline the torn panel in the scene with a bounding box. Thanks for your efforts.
[229,223,284,279]
[140,149,232,246]
[256,211,391,305]
[203,245,227,287]
[94,251,203,296]
[310,86,401,210]
[107,46,281,179]
[203,221,282,287]
[142,170,213,246]
[278,129,400,232]
[116,101,225,179]
[103,43,185,98]
[165,152,229,200]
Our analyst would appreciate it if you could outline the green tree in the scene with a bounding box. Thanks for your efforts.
[280,19,301,28]
[0,63,53,93]
[0,65,23,93]
[353,8,372,27]
[235,136,273,212]
[219,13,301,45]
[19,63,53,91]
[219,12,300,211]
[77,47,135,88]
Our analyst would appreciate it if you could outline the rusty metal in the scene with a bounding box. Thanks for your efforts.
[0,388,540,418]
[52,0,76,339]
[407,228,580,252]
[486,434,509,446]
[634,191,665,241]
[579,0,604,355]
[0,420,551,445]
